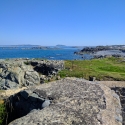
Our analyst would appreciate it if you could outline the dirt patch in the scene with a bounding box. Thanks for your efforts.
[96,81,125,87]
[0,87,27,99]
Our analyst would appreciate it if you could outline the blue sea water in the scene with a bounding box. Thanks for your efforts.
[0,48,92,60]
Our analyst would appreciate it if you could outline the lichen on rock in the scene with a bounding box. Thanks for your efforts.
[8,78,122,125]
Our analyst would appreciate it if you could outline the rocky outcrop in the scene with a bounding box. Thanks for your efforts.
[93,54,122,59]
[30,60,64,83]
[111,87,125,125]
[31,60,64,75]
[74,46,112,55]
[7,78,122,125]
[75,45,125,54]
[0,59,64,90]
[74,45,125,59]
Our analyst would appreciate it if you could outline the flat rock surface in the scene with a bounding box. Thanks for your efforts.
[94,50,125,56]
[9,78,122,125]
[96,81,125,87]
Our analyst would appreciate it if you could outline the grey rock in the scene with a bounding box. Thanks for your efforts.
[0,77,2,81]
[9,72,19,84]
[0,59,64,89]
[0,79,7,90]
[111,87,125,124]
[9,78,122,125]
[32,60,64,76]
[0,79,5,86]
[40,75,46,79]
[0,63,7,68]
[29,109,39,113]
[0,70,8,78]
[29,93,39,102]
[115,115,122,123]
[41,100,50,108]
[25,89,32,94]
[5,80,18,89]
[112,92,121,108]
[25,71,40,84]
[25,80,35,86]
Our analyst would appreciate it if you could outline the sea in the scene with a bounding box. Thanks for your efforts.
[0,46,92,60]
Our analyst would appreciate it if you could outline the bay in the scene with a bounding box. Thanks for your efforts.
[0,48,92,60]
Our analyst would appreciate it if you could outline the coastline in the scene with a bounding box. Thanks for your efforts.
[75,45,125,59]
[0,46,125,125]
[0,57,125,125]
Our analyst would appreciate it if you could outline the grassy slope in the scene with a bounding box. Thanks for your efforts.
[58,57,125,81]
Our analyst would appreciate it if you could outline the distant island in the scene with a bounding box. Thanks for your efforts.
[0,45,40,49]
[0,44,40,47]
[0,44,84,50]
[56,44,66,47]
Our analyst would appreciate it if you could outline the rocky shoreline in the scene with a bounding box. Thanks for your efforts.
[74,45,125,59]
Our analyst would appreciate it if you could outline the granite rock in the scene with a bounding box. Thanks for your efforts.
[0,59,64,89]
[8,78,122,125]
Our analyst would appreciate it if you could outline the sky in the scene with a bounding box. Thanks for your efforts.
[0,0,125,46]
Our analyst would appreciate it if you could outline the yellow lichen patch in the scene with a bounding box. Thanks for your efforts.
[0,87,27,98]
[0,100,4,104]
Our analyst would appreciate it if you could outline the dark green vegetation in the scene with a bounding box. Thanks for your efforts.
[58,57,125,81]
[24,61,30,65]
[0,100,6,125]
[0,90,7,125]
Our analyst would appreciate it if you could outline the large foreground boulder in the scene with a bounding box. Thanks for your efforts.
[8,78,122,125]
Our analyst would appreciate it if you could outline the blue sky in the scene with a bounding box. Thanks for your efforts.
[0,0,125,46]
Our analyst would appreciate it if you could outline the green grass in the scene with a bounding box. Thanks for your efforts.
[0,100,6,125]
[58,57,125,81]
[0,90,7,125]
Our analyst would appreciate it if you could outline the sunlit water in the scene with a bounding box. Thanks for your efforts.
[0,48,92,60]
